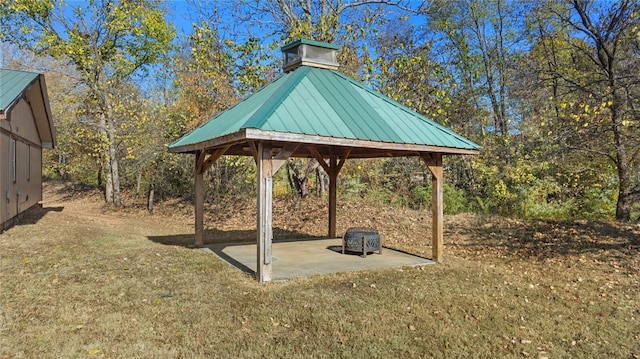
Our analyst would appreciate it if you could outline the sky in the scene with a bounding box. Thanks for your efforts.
[0,0,423,73]
[163,1,425,48]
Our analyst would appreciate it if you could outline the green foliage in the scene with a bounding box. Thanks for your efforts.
[443,184,469,215]
[341,177,368,200]
[466,138,619,221]
[518,179,574,220]
[365,16,455,123]
[227,37,277,96]
[632,203,640,223]
[170,23,236,132]
[410,185,431,210]
[410,184,469,215]
[205,156,257,201]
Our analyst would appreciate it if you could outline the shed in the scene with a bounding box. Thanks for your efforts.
[0,68,56,230]
[169,40,480,282]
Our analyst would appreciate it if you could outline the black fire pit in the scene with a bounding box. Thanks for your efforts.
[342,227,382,257]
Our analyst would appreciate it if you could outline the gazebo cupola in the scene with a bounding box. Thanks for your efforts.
[282,39,339,72]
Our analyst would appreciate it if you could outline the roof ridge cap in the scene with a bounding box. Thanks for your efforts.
[240,66,310,129]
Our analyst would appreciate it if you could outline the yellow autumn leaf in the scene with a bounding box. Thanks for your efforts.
[88,348,101,355]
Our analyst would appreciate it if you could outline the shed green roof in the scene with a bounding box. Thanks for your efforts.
[0,68,40,111]
[169,66,480,155]
[0,68,56,148]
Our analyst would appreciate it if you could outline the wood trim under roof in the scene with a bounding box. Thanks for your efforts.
[168,128,480,158]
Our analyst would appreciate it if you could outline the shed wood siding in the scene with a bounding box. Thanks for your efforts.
[11,99,42,145]
[0,131,6,225]
[1,102,43,226]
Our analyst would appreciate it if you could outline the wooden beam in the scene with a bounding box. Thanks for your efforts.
[194,150,205,247]
[327,149,350,238]
[194,147,229,247]
[254,142,297,282]
[200,145,230,174]
[256,142,288,283]
[195,150,206,174]
[271,144,299,173]
[307,146,331,174]
[171,128,479,156]
[168,129,249,154]
[246,129,480,155]
[254,142,305,282]
[256,142,274,282]
[420,153,443,262]
[328,156,338,238]
[336,148,352,173]
[248,141,259,165]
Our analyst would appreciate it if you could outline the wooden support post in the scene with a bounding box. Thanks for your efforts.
[194,150,205,247]
[256,142,272,282]
[254,143,294,283]
[328,156,338,238]
[308,148,351,238]
[193,147,228,247]
[420,153,443,262]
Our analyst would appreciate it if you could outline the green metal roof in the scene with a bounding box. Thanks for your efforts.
[169,66,481,153]
[0,68,40,111]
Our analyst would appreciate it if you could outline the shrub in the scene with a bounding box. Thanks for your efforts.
[410,183,469,214]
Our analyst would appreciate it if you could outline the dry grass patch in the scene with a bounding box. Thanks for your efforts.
[1,183,638,358]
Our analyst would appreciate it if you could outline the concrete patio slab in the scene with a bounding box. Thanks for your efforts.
[202,238,434,280]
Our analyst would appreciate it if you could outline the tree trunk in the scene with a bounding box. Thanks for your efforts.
[106,116,122,207]
[97,96,122,207]
[136,170,142,199]
[286,159,319,198]
[316,166,328,196]
[147,181,155,213]
[470,2,508,137]
[97,164,102,187]
[103,142,114,204]
[611,98,632,221]
[566,0,638,221]
[96,112,113,205]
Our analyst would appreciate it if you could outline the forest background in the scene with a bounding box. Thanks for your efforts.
[1,0,638,222]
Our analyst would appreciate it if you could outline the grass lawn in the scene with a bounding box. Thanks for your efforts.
[1,183,639,358]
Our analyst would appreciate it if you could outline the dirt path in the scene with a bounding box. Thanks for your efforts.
[40,182,193,238]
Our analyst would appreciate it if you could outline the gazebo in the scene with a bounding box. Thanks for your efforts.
[169,39,480,282]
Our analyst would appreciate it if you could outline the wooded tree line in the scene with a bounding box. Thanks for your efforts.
[1,0,638,222]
